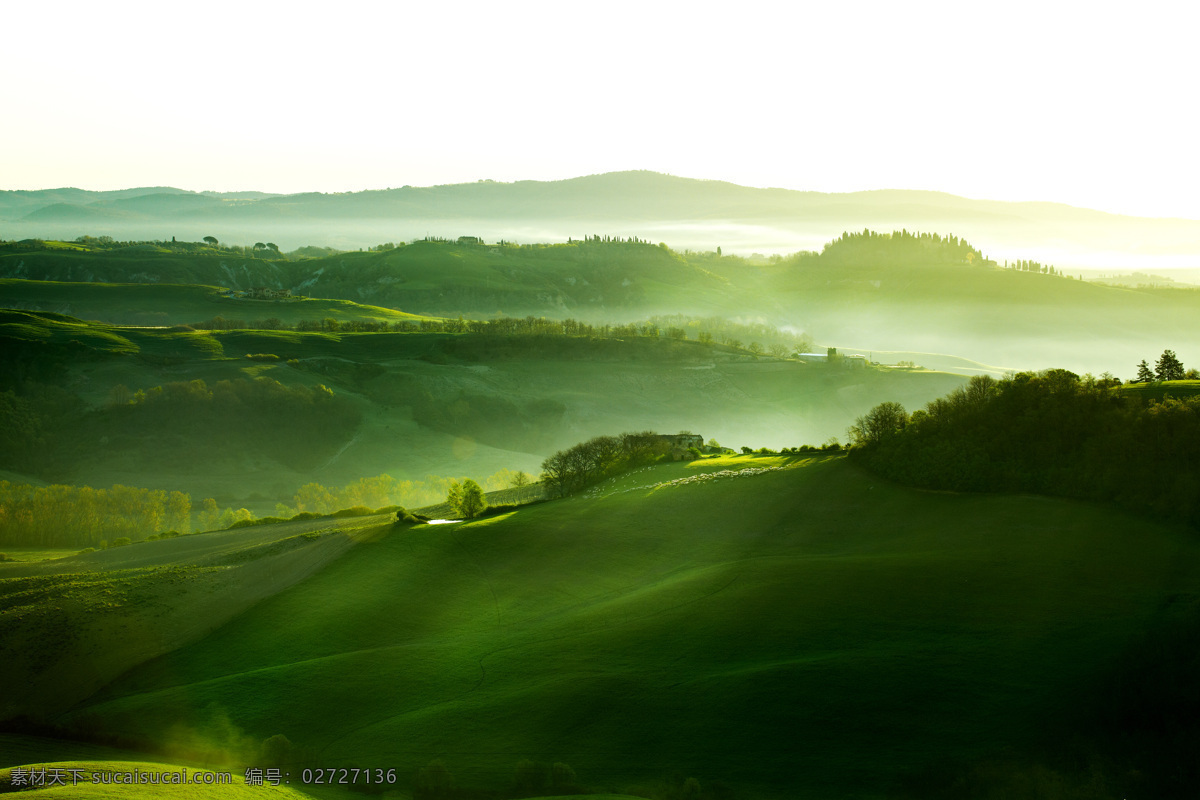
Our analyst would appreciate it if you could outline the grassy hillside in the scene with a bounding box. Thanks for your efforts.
[0,238,733,320]
[0,512,391,720]
[25,456,1199,799]
[0,762,307,798]
[5,232,1199,376]
[1117,378,1200,401]
[1,310,965,511]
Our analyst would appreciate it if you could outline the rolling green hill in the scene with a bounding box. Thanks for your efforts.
[4,231,1199,375]
[7,456,1198,798]
[0,310,966,511]
[0,762,308,798]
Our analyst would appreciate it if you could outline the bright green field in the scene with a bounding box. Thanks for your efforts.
[50,455,1200,798]
[1118,379,1200,401]
[0,761,306,798]
[0,548,76,563]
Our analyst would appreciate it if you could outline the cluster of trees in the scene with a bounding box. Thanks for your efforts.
[0,478,316,547]
[445,479,486,519]
[0,235,348,262]
[644,314,814,355]
[185,312,814,357]
[1003,258,1065,276]
[0,482,191,547]
[0,468,529,548]
[812,229,995,268]
[186,316,291,331]
[277,470,531,517]
[1134,349,1195,382]
[540,431,671,497]
[848,369,1200,527]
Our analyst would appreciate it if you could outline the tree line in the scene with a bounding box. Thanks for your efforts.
[0,482,192,548]
[540,431,673,497]
[848,369,1200,527]
[184,313,815,356]
[809,228,996,268]
[1134,349,1194,382]
[277,470,532,517]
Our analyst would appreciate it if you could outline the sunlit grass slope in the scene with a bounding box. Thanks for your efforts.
[0,762,306,798]
[62,456,1200,798]
[0,513,393,721]
[1118,379,1200,401]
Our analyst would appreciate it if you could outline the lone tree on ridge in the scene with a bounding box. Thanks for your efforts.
[1155,350,1185,381]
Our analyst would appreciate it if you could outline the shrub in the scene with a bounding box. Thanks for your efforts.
[78,547,95,555]
[230,516,286,528]
[395,509,423,524]
[479,503,522,517]
[686,446,703,460]
[332,506,375,518]
[111,537,131,548]
[741,446,753,454]
[290,511,321,521]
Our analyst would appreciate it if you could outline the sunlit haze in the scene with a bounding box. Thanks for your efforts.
[3,0,1198,220]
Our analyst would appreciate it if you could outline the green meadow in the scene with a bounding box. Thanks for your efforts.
[1,307,966,512]
[4,226,1200,799]
[6,231,1200,375]
[3,456,1188,798]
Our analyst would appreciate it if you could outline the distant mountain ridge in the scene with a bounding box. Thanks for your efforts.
[0,171,1188,224]
[2,172,1198,266]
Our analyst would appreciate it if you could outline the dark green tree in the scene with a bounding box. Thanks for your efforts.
[457,479,487,519]
[848,401,909,447]
[1136,360,1156,383]
[202,235,218,246]
[1156,350,1185,381]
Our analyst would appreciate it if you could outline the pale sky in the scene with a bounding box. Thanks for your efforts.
[4,0,1198,219]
